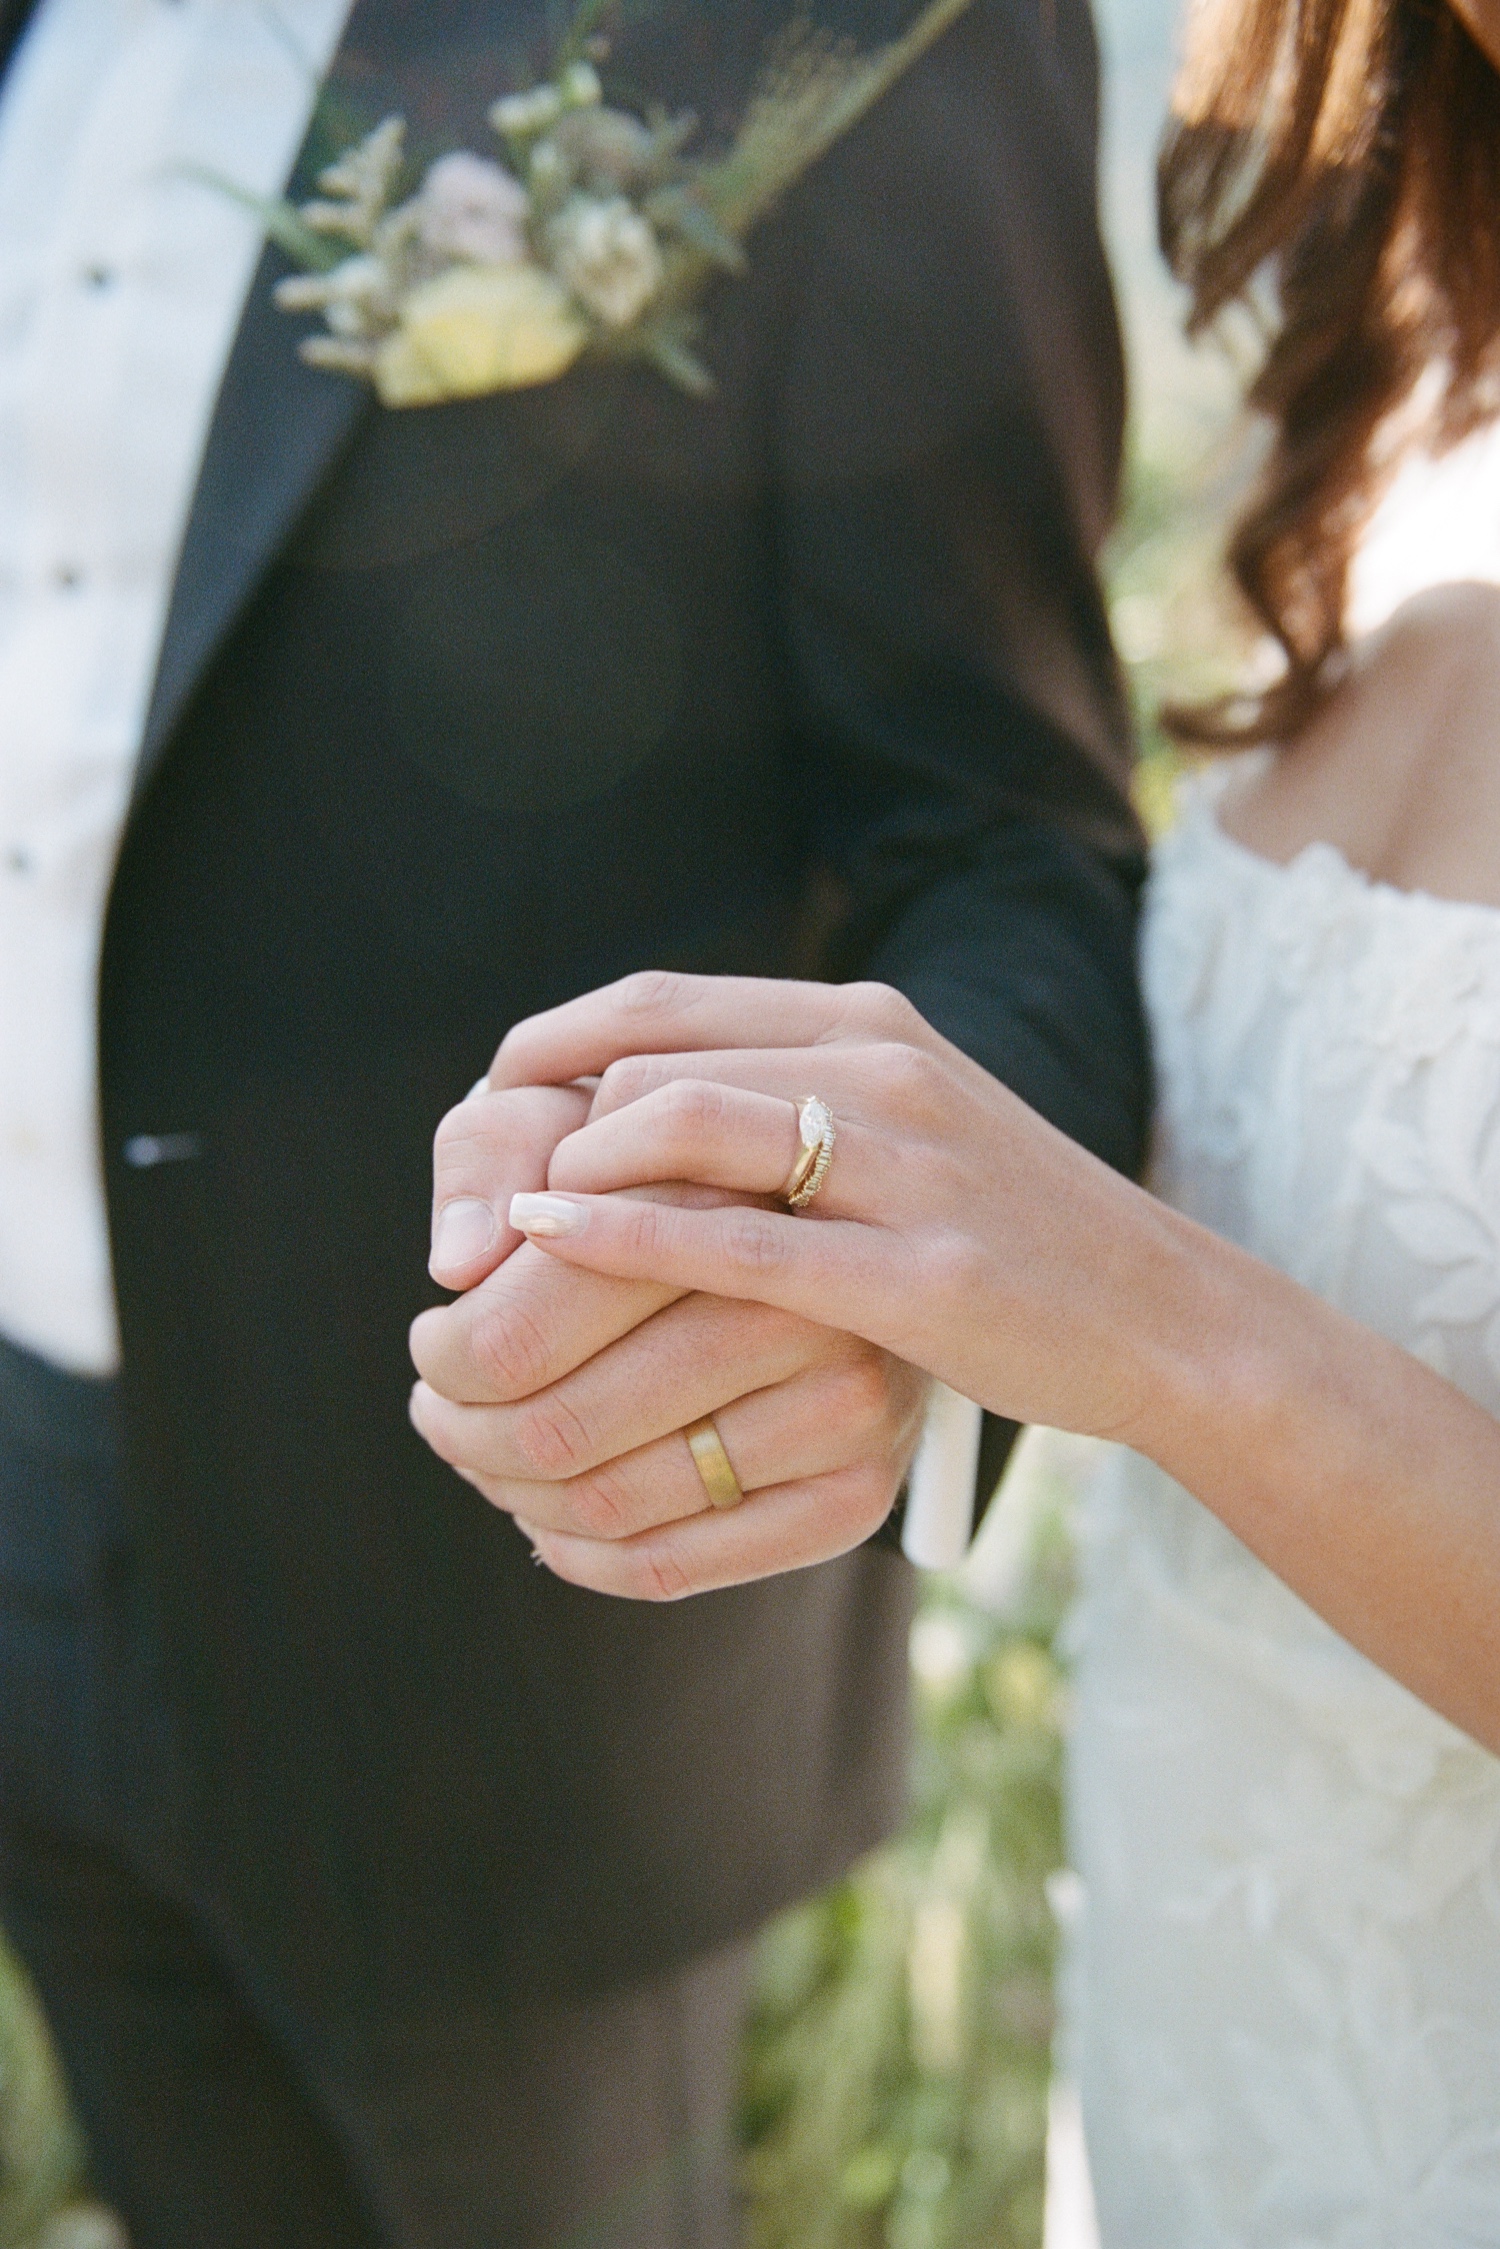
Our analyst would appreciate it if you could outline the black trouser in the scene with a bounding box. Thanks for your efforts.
[0,1335,748,2249]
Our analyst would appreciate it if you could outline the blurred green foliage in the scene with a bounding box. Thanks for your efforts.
[0,1940,84,2248]
[0,1938,121,2249]
[740,1448,1082,2249]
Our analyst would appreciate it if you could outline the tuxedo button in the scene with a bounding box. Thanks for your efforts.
[123,1134,202,1169]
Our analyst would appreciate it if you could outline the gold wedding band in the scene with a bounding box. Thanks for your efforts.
[684,1416,745,1510]
[782,1096,835,1211]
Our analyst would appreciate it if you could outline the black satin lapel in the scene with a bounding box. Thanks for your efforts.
[131,0,405,798]
[0,0,42,82]
[133,254,370,794]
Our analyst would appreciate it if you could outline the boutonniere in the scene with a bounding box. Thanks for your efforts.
[256,0,975,408]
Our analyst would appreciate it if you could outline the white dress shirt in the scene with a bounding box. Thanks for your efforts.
[0,0,354,1372]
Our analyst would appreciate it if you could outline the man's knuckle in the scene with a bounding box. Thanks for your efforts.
[868,1040,944,1123]
[615,968,688,1021]
[616,1196,676,1262]
[828,1351,896,1435]
[598,1055,659,1113]
[819,1465,899,1546]
[469,1299,555,1399]
[432,1103,476,1160]
[636,1545,693,1602]
[846,981,919,1039]
[434,1087,551,1172]
[566,1467,633,1540]
[511,1392,595,1481]
[666,1078,728,1140]
[721,1208,785,1277]
[923,1227,987,1319]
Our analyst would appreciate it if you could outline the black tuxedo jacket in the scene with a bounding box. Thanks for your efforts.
[2,0,1147,2045]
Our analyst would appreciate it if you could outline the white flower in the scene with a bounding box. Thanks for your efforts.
[547,194,664,329]
[416,152,529,265]
[527,136,574,205]
[301,117,406,247]
[490,84,565,139]
[559,60,603,108]
[551,106,656,193]
[298,335,379,376]
[490,62,599,145]
[273,253,396,339]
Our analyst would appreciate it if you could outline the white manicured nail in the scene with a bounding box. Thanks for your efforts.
[510,1192,586,1238]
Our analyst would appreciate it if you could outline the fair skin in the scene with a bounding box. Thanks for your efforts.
[1222,581,1500,903]
[438,581,1500,1758]
[410,1087,930,1573]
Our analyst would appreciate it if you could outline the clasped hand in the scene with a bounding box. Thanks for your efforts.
[408,1043,930,1600]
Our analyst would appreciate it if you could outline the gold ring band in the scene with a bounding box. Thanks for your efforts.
[782,1096,836,1211]
[684,1416,745,1510]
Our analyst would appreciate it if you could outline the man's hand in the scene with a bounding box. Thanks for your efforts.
[424,1081,596,1290]
[410,1080,930,1600]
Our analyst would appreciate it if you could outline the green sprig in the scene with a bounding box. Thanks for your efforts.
[177,166,347,271]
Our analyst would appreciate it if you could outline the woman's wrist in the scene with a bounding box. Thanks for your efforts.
[1099,1197,1297,1483]
[1110,1199,1387,1562]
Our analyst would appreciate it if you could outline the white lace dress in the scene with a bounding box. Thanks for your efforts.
[1063,759,1500,2246]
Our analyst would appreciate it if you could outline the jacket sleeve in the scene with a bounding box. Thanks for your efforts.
[771,0,1152,1523]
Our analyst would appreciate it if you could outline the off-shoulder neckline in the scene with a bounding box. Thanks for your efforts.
[1180,754,1500,930]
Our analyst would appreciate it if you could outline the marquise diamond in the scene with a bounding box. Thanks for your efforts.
[798,1097,832,1149]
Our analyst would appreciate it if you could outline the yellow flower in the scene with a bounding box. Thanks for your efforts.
[374,263,588,406]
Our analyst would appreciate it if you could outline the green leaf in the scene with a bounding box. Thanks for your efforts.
[646,187,747,273]
[641,329,717,396]
[840,2144,902,2209]
[554,0,614,69]
[175,167,347,271]
[701,0,980,240]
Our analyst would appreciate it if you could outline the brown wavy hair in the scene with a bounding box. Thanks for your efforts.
[1159,0,1500,743]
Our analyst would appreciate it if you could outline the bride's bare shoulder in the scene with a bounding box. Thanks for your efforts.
[1221,581,1500,906]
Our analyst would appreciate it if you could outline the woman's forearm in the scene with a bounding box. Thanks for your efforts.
[1126,1209,1500,1753]
[493,972,1500,1732]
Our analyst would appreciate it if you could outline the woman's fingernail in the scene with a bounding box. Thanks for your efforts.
[509,1192,586,1239]
[431,1197,497,1273]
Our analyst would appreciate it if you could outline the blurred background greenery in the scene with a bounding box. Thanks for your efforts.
[0,1941,122,2249]
[740,1435,1089,2249]
[0,0,1252,2239]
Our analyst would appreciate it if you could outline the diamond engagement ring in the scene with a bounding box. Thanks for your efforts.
[782,1096,836,1211]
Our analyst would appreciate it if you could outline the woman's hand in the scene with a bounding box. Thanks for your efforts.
[492,971,1188,1447]
[492,972,1500,1756]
